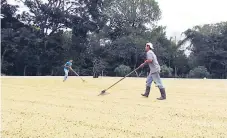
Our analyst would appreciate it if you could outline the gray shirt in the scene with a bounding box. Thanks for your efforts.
[146,50,160,74]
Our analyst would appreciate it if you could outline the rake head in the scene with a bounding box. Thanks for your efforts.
[98,90,108,96]
[80,78,86,83]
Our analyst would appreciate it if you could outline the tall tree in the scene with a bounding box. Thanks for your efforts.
[180,22,227,78]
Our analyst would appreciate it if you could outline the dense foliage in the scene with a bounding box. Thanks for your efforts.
[1,0,227,79]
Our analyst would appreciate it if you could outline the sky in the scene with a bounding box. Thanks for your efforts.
[158,0,227,39]
[7,0,227,40]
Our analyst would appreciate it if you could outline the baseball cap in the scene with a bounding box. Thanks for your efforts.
[146,42,154,49]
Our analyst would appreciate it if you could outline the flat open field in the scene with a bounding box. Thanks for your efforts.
[1,77,227,138]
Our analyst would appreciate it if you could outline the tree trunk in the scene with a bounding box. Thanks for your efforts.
[92,66,95,77]
[36,67,41,76]
[133,54,138,77]
[24,65,28,76]
[51,68,54,76]
[169,59,170,67]
[225,65,227,79]
[44,41,47,51]
[175,66,177,77]
[1,49,7,65]
[134,70,139,77]
[139,71,143,77]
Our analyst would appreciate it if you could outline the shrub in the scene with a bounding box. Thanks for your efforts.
[160,65,173,77]
[114,65,131,77]
[189,66,210,78]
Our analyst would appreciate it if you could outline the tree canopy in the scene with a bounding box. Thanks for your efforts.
[1,0,227,79]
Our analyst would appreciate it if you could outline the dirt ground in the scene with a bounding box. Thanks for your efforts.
[1,76,227,138]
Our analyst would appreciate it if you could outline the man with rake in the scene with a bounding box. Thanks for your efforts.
[63,59,73,82]
[139,42,167,100]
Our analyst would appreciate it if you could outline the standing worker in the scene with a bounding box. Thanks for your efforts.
[139,43,166,100]
[63,60,73,82]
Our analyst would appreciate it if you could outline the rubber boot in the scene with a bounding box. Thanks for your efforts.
[141,86,151,97]
[63,76,67,82]
[157,88,166,100]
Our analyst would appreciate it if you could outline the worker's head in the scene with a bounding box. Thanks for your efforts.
[145,42,154,52]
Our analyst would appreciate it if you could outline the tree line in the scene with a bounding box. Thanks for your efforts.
[1,0,227,79]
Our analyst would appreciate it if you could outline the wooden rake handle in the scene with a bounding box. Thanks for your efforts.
[71,69,86,82]
[104,66,141,91]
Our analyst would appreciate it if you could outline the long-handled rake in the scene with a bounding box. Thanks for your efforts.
[71,69,86,82]
[98,66,141,96]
